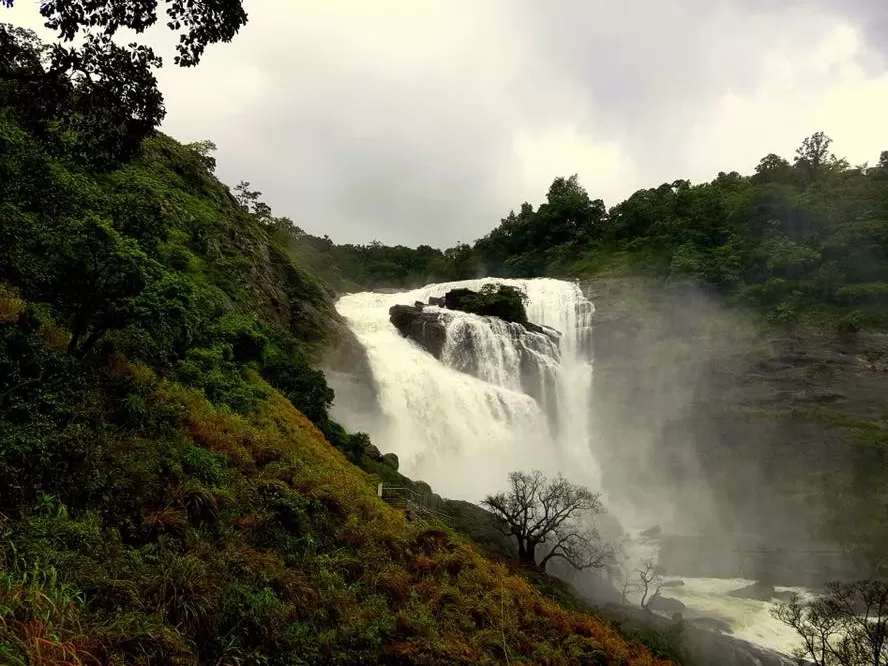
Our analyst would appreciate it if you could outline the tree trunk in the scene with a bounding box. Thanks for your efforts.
[516,538,538,566]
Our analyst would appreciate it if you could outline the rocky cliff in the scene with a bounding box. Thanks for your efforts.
[581,277,888,584]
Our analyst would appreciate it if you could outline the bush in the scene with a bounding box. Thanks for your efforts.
[444,283,529,324]
[836,309,863,336]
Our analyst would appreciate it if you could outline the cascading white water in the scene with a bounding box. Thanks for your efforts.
[406,278,596,475]
[334,277,599,501]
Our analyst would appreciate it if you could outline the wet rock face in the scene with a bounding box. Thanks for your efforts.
[647,595,686,614]
[389,304,448,359]
[727,582,795,602]
[322,316,383,435]
[605,605,797,666]
[580,277,888,584]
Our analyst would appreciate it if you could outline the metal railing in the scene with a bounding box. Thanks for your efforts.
[377,484,454,528]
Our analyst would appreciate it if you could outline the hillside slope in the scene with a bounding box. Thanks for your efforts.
[0,114,668,665]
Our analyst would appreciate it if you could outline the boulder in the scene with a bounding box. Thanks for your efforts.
[428,296,445,306]
[414,301,425,309]
[727,582,776,601]
[690,616,734,635]
[647,595,686,614]
[382,452,399,470]
[364,444,383,461]
[389,304,447,359]
[640,524,662,538]
[443,286,528,325]
[661,579,685,588]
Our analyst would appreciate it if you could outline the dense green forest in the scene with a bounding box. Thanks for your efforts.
[284,133,888,331]
[0,12,675,666]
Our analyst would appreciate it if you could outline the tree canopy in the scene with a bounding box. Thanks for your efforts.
[0,0,247,167]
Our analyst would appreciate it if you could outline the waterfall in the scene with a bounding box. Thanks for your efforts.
[332,277,816,656]
[333,277,598,503]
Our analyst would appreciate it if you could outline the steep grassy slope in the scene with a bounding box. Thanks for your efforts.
[0,351,668,664]
[0,115,669,665]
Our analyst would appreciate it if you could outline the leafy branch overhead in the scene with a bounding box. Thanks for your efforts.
[0,0,247,167]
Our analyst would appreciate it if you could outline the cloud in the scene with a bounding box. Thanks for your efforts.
[4,0,888,245]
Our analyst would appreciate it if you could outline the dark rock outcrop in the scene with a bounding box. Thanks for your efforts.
[647,595,686,614]
[388,301,559,378]
[382,452,399,470]
[605,604,797,666]
[661,579,685,588]
[443,285,528,325]
[641,524,662,538]
[525,321,562,337]
[364,444,383,461]
[727,582,776,601]
[728,582,795,602]
[389,304,447,359]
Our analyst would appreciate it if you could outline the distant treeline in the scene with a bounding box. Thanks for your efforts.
[268,132,888,329]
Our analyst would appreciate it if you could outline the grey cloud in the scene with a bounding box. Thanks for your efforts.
[167,2,529,246]
[8,0,885,247]
[160,1,888,246]
[517,2,847,179]
[819,0,888,59]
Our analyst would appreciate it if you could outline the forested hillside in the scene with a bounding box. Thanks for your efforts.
[286,133,888,331]
[0,16,672,666]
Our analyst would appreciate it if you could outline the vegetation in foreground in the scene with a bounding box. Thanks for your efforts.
[0,346,668,664]
[774,580,888,666]
[0,13,672,663]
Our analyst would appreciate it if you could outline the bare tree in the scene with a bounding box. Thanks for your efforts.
[773,580,888,666]
[604,538,636,604]
[638,558,664,610]
[482,470,608,572]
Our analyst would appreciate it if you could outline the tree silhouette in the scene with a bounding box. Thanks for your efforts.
[482,470,610,572]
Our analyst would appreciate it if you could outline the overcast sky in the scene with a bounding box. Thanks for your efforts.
[6,1,888,246]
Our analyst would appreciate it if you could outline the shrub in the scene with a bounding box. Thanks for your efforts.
[444,283,529,324]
